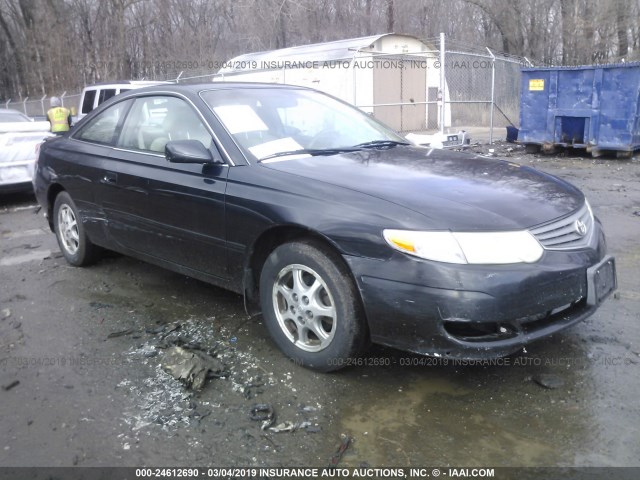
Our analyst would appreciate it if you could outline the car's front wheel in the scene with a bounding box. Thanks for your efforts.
[259,240,368,371]
[53,191,99,266]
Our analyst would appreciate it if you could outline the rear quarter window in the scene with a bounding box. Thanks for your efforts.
[74,99,131,145]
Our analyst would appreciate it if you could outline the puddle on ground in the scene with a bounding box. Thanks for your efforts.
[335,358,594,467]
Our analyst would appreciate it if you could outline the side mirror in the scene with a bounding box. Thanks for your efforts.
[165,140,223,164]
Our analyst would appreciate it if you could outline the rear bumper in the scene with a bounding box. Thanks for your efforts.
[344,222,614,359]
[0,160,35,193]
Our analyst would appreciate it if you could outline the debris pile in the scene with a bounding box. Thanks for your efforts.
[248,403,322,434]
[162,346,224,390]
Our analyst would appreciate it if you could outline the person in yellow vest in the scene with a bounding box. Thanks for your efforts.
[47,96,72,134]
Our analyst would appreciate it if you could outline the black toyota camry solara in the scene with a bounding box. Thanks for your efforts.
[33,83,617,371]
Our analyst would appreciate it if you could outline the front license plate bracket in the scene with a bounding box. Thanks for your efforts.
[586,255,617,306]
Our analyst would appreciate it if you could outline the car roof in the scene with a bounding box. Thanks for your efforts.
[121,82,311,96]
[75,82,313,130]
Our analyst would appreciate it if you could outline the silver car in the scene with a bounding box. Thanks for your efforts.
[0,108,53,193]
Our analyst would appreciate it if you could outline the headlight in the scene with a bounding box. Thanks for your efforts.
[383,229,544,264]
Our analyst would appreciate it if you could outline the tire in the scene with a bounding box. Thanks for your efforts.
[53,191,100,266]
[259,240,368,372]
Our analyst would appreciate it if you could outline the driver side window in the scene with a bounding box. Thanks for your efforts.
[118,96,213,154]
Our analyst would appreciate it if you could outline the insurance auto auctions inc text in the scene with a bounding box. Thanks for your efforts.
[228,59,431,70]
[248,467,495,478]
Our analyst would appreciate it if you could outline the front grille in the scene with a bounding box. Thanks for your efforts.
[529,202,593,250]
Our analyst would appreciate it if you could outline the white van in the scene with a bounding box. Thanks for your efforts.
[77,81,170,121]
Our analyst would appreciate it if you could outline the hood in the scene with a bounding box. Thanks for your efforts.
[261,146,584,231]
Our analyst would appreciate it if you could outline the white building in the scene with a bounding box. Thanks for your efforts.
[215,33,451,132]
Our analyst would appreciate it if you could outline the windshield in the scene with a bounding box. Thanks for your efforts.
[200,88,407,161]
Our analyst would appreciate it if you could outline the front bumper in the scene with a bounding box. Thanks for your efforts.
[345,223,615,359]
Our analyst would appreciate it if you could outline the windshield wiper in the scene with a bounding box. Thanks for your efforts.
[353,140,410,149]
[259,141,409,161]
[260,147,362,161]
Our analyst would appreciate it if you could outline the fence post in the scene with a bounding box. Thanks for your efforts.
[4,99,10,109]
[40,95,47,116]
[487,48,496,144]
[60,91,67,108]
[439,32,445,135]
[22,97,29,115]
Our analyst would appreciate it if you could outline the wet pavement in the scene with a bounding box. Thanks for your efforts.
[0,147,639,469]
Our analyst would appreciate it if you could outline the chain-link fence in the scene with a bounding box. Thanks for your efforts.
[346,37,528,137]
[208,35,529,140]
[2,34,529,142]
[441,37,529,140]
[3,93,81,118]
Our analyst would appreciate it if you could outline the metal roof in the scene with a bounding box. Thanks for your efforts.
[219,33,431,73]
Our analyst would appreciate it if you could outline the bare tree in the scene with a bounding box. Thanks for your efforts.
[0,0,637,100]
[386,0,394,32]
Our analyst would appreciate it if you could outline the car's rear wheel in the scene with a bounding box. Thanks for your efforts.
[53,191,99,266]
[259,240,368,371]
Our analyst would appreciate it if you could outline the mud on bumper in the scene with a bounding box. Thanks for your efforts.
[345,247,616,359]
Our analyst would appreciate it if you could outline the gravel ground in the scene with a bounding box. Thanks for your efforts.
[1,145,638,470]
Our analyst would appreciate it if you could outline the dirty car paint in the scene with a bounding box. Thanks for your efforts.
[32,83,616,363]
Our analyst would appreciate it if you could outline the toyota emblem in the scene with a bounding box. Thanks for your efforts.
[574,219,587,236]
